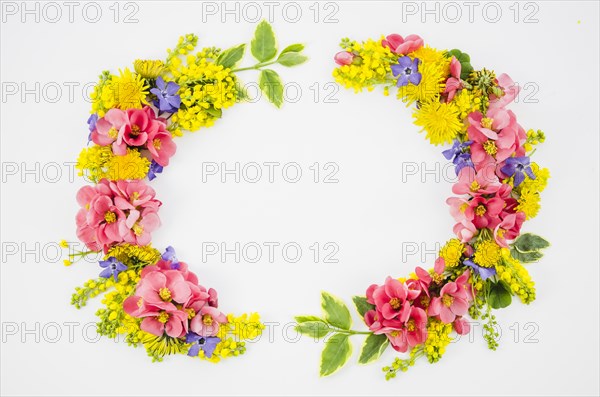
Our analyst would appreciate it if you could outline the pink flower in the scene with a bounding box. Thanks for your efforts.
[381,34,424,55]
[453,316,471,335]
[444,56,463,102]
[334,51,355,66]
[91,109,128,155]
[488,73,520,113]
[369,276,410,321]
[134,269,193,309]
[452,167,501,196]
[404,306,428,347]
[147,130,177,167]
[468,109,527,168]
[75,179,161,251]
[452,219,477,243]
[190,306,227,337]
[464,195,505,229]
[429,280,469,324]
[494,212,526,247]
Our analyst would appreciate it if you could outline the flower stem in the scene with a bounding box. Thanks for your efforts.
[232,60,278,73]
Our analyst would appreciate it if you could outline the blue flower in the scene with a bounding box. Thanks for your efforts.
[186,332,221,358]
[442,139,474,175]
[391,56,422,87]
[501,156,535,187]
[87,114,98,142]
[147,160,163,181]
[98,257,127,281]
[161,246,180,269]
[464,259,496,280]
[150,76,181,113]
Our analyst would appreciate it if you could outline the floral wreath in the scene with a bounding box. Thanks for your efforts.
[295,33,550,379]
[60,21,307,362]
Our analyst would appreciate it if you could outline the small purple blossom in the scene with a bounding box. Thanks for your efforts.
[87,114,98,142]
[186,332,221,358]
[442,139,474,175]
[150,76,181,113]
[391,56,422,87]
[161,246,180,269]
[98,257,127,281]
[147,160,163,181]
[501,156,535,187]
[464,259,496,281]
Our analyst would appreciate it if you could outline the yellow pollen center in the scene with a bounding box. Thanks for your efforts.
[406,319,416,332]
[186,308,196,319]
[132,223,144,236]
[483,140,498,155]
[497,228,506,238]
[108,127,118,139]
[159,287,172,301]
[442,294,454,307]
[137,298,143,308]
[157,312,169,324]
[130,124,141,136]
[104,211,116,223]
[389,297,401,310]
[420,295,430,308]
[475,205,487,216]
[203,315,213,325]
[153,138,161,150]
[131,191,140,200]
[470,181,481,192]
[390,331,399,337]
[460,203,468,213]
[480,117,494,129]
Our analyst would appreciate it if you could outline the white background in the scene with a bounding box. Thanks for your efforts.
[1,1,599,396]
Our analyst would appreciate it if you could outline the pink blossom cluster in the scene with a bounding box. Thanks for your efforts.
[76,179,161,251]
[365,262,472,352]
[124,258,227,338]
[91,106,176,167]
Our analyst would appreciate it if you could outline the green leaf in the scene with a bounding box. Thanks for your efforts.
[295,321,331,339]
[321,292,352,330]
[280,43,305,54]
[215,43,246,68]
[205,106,222,119]
[513,233,550,252]
[295,315,323,323]
[488,281,512,309]
[320,333,352,376]
[358,334,388,364]
[447,48,473,80]
[277,51,308,67]
[251,20,277,62]
[510,248,544,263]
[352,296,375,318]
[258,69,284,108]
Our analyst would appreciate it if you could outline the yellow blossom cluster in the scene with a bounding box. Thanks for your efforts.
[424,319,453,363]
[499,249,536,304]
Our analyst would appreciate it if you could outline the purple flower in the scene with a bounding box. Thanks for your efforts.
[87,114,98,142]
[391,56,422,87]
[442,140,474,175]
[98,257,127,281]
[464,259,496,280]
[161,246,180,269]
[147,160,163,181]
[501,156,535,187]
[150,76,181,113]
[186,332,221,358]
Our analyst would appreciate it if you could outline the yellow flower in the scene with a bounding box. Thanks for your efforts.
[167,49,239,134]
[439,239,464,268]
[91,68,149,116]
[134,59,165,79]
[473,239,502,268]
[516,187,541,219]
[413,100,463,145]
[424,319,453,363]
[398,49,450,105]
[59,240,69,248]
[499,248,536,303]
[105,244,161,269]
[332,37,395,93]
[452,89,481,120]
[76,146,150,182]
